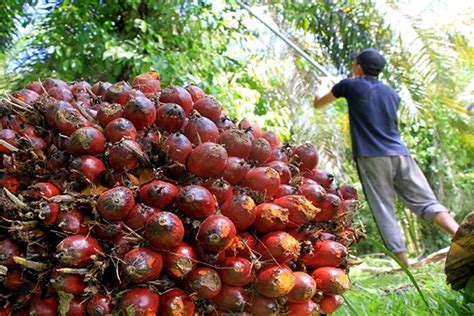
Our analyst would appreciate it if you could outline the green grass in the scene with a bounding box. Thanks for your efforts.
[334,258,472,316]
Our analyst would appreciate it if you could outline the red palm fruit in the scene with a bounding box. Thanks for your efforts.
[0,238,20,268]
[70,80,91,95]
[70,155,106,182]
[38,201,60,225]
[222,156,250,185]
[274,184,297,198]
[301,182,326,208]
[160,288,195,316]
[146,211,184,250]
[27,182,61,199]
[66,127,105,155]
[0,305,13,315]
[124,96,156,130]
[197,215,237,251]
[220,193,256,231]
[119,288,160,316]
[318,295,344,314]
[163,242,197,279]
[217,129,252,159]
[132,72,161,95]
[187,142,228,177]
[159,86,193,115]
[253,203,289,233]
[66,297,87,316]
[155,103,186,133]
[300,240,347,268]
[185,83,205,102]
[203,178,233,206]
[3,268,24,290]
[124,203,159,230]
[0,175,20,192]
[25,134,48,152]
[48,86,74,102]
[91,81,112,97]
[215,114,235,131]
[243,167,281,198]
[51,269,86,295]
[311,267,350,295]
[104,118,137,143]
[0,129,18,153]
[177,185,216,218]
[192,97,222,123]
[230,232,257,259]
[255,265,296,298]
[286,300,320,316]
[122,247,163,283]
[185,267,222,299]
[43,78,68,91]
[269,146,289,162]
[306,168,334,188]
[12,89,40,104]
[239,118,263,138]
[261,130,281,148]
[29,295,59,315]
[163,133,192,174]
[211,285,249,313]
[314,193,342,222]
[256,231,300,263]
[87,294,113,316]
[251,295,281,316]
[194,242,226,265]
[293,143,319,171]
[93,220,123,240]
[96,102,124,126]
[104,81,133,105]
[184,113,219,145]
[266,160,291,184]
[25,81,43,94]
[108,139,143,170]
[249,137,272,164]
[56,235,103,268]
[338,183,359,200]
[57,208,88,235]
[139,180,178,210]
[112,235,133,257]
[45,100,73,129]
[274,195,319,228]
[286,272,317,303]
[97,186,135,221]
[218,257,253,286]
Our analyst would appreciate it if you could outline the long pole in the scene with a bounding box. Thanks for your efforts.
[235,0,333,77]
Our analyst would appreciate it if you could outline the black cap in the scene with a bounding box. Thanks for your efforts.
[351,48,386,76]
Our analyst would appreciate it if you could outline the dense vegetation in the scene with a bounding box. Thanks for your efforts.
[1,0,472,260]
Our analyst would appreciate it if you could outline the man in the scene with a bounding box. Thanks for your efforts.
[313,48,459,266]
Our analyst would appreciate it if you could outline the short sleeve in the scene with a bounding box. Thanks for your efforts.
[331,78,351,98]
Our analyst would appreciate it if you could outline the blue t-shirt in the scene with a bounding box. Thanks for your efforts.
[331,77,409,157]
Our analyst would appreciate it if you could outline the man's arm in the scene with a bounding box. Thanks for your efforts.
[313,77,339,109]
[313,91,337,109]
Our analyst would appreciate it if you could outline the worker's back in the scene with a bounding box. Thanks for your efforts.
[332,76,410,157]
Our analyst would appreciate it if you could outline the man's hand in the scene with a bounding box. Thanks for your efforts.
[313,76,338,109]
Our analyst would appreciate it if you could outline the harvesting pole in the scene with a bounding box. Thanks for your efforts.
[235,0,334,79]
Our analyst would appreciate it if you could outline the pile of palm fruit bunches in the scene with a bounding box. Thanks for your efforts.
[0,71,363,315]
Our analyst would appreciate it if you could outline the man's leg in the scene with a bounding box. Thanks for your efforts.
[394,251,409,266]
[432,212,459,236]
[356,157,408,256]
[393,156,459,234]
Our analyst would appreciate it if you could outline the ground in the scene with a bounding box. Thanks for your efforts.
[334,257,472,316]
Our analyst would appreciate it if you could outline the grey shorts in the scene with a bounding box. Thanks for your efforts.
[356,155,449,253]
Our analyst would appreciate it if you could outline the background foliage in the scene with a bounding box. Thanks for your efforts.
[0,0,473,257]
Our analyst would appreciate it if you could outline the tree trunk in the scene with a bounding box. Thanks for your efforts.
[445,212,474,290]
